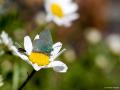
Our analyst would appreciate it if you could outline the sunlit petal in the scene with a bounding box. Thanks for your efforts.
[50,42,62,61]
[24,36,33,55]
[11,46,30,64]
[49,61,68,73]
[34,34,39,40]
[31,64,42,71]
[51,42,62,56]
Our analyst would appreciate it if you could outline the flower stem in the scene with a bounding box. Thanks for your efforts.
[18,70,36,90]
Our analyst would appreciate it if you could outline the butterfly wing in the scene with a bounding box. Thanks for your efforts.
[33,30,53,54]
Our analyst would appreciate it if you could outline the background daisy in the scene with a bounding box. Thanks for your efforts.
[44,0,79,27]
[0,31,16,55]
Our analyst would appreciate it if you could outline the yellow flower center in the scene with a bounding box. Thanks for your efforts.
[29,52,50,66]
[51,3,63,18]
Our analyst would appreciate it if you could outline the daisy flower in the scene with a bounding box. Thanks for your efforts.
[0,31,13,48]
[12,30,68,72]
[44,0,79,27]
[106,34,120,55]
[0,31,16,55]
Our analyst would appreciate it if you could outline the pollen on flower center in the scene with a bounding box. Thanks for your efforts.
[51,3,63,18]
[29,52,50,66]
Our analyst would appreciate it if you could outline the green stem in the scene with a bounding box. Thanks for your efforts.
[18,70,36,90]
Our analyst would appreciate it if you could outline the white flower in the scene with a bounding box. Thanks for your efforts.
[0,31,16,55]
[85,28,102,44]
[0,31,13,47]
[12,35,68,73]
[35,12,47,25]
[95,55,109,69]
[106,34,120,55]
[64,48,76,63]
[44,0,79,27]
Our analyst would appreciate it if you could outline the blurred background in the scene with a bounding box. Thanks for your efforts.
[0,0,120,90]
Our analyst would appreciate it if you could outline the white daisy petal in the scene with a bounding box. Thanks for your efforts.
[31,64,42,71]
[0,31,13,46]
[65,14,79,22]
[63,21,72,27]
[49,61,68,73]
[34,34,39,40]
[53,48,66,61]
[53,17,64,26]
[1,31,9,45]
[24,36,33,55]
[11,46,30,63]
[50,42,62,61]
[63,3,78,15]
[51,42,62,55]
[61,14,79,27]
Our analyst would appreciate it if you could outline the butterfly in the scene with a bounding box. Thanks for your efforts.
[18,30,53,55]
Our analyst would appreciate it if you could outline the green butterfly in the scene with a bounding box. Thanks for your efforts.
[33,30,53,54]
